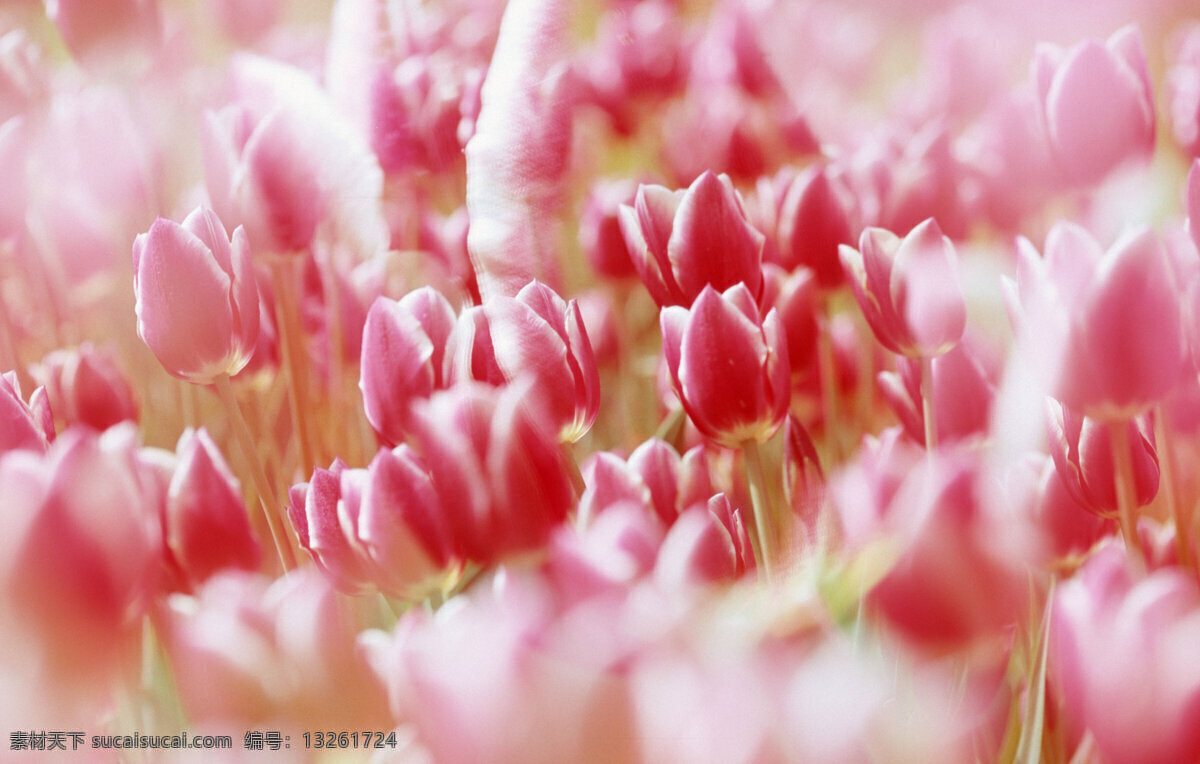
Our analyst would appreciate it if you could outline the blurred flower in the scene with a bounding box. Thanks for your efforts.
[1052,544,1200,764]
[0,370,54,454]
[1005,223,1184,421]
[1032,25,1155,186]
[33,343,137,432]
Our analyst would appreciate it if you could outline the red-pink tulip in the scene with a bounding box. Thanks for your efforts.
[360,287,457,445]
[1168,24,1200,157]
[1045,400,1159,518]
[1006,224,1185,420]
[0,427,157,692]
[0,370,54,454]
[162,569,389,729]
[291,446,451,600]
[877,332,997,446]
[132,207,260,384]
[1033,25,1155,186]
[486,280,601,442]
[773,164,857,289]
[579,439,713,528]
[840,218,966,358]
[660,283,789,448]
[1052,544,1200,764]
[759,263,820,380]
[406,383,574,563]
[654,494,754,588]
[165,429,261,587]
[33,343,137,432]
[619,171,765,307]
[580,179,639,280]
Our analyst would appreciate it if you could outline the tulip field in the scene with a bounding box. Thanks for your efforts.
[8,0,1200,761]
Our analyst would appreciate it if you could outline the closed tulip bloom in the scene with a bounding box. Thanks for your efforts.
[840,218,966,359]
[34,343,138,431]
[132,207,260,384]
[0,427,157,693]
[1045,400,1159,518]
[1052,545,1200,764]
[487,280,601,442]
[660,283,789,448]
[1033,26,1155,187]
[360,287,457,445]
[619,170,765,307]
[1005,223,1184,420]
[165,429,261,587]
[287,459,375,596]
[406,383,573,563]
[774,164,856,289]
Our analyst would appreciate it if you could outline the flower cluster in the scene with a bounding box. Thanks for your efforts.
[7,0,1200,760]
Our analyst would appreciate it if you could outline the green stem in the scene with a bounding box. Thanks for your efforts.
[742,438,775,583]
[215,373,297,573]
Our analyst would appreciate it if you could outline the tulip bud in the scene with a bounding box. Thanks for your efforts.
[1033,25,1155,187]
[0,371,54,454]
[486,280,601,442]
[660,283,789,448]
[46,0,161,67]
[840,218,966,359]
[619,171,765,307]
[132,207,260,384]
[33,343,138,432]
[288,459,375,595]
[360,287,456,445]
[759,263,820,379]
[654,494,753,587]
[165,429,261,586]
[580,179,639,280]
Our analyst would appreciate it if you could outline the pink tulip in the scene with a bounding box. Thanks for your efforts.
[759,263,820,380]
[579,179,639,280]
[877,332,997,446]
[406,383,574,563]
[579,440,713,528]
[33,343,138,432]
[165,429,261,587]
[132,207,260,384]
[45,0,161,66]
[836,438,1030,652]
[0,370,54,454]
[162,569,389,730]
[619,171,765,307]
[654,494,754,587]
[546,503,664,602]
[0,427,157,693]
[1167,24,1200,157]
[360,287,457,445]
[486,280,601,442]
[660,283,789,448]
[290,449,448,601]
[1052,544,1200,764]
[1033,25,1155,186]
[772,164,857,289]
[1045,400,1159,518]
[840,218,966,358]
[1006,223,1185,420]
[444,305,507,387]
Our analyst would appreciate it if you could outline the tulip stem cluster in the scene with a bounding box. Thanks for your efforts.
[270,258,319,478]
[214,372,296,572]
[741,438,776,582]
